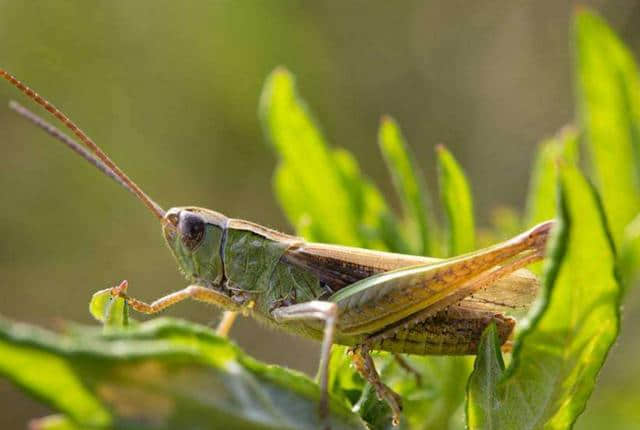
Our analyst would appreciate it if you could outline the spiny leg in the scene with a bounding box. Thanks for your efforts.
[350,346,402,426]
[216,311,239,337]
[271,301,337,428]
[110,280,240,315]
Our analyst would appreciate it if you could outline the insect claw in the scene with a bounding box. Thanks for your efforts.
[110,280,129,297]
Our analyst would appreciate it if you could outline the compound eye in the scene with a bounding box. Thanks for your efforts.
[179,212,205,251]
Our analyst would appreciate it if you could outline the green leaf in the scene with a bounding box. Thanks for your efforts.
[0,317,366,430]
[575,8,640,247]
[261,67,402,249]
[436,145,475,255]
[466,163,621,429]
[378,116,436,255]
[465,324,505,430]
[260,67,360,245]
[89,288,129,329]
[332,148,409,252]
[620,213,640,294]
[525,127,579,227]
[351,354,468,430]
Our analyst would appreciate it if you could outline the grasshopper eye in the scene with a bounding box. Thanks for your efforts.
[179,212,205,251]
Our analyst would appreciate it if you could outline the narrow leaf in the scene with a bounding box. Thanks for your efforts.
[260,67,361,245]
[261,67,402,249]
[466,323,505,430]
[436,145,475,255]
[378,116,435,254]
[525,127,579,227]
[620,213,640,294]
[467,163,621,429]
[575,8,640,247]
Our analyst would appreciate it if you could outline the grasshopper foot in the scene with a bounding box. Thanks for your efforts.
[110,280,128,297]
[350,346,403,426]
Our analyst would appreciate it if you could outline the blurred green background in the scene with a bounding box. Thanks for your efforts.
[1,1,639,428]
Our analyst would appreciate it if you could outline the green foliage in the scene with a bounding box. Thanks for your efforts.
[379,116,436,255]
[467,164,621,429]
[1,6,638,430]
[89,288,129,329]
[0,317,366,430]
[436,145,475,255]
[262,65,477,430]
[574,9,640,248]
[525,127,579,227]
[260,68,403,251]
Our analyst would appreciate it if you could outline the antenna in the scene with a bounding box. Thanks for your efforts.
[0,68,166,221]
[10,101,132,194]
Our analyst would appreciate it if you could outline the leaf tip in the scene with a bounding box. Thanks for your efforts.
[379,114,394,126]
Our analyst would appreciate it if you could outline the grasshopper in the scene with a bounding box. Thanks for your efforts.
[1,68,553,426]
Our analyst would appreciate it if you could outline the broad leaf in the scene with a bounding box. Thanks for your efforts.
[0,317,366,430]
[467,164,621,429]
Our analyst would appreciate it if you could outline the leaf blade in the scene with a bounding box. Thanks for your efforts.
[575,8,640,247]
[467,163,621,429]
[378,116,435,254]
[525,127,579,227]
[436,145,475,255]
[0,317,367,430]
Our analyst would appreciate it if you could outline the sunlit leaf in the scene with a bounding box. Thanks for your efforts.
[465,323,504,430]
[379,116,436,255]
[260,67,360,245]
[467,163,621,429]
[575,8,640,247]
[620,213,640,294]
[525,127,579,227]
[332,148,408,252]
[436,145,475,255]
[0,317,366,430]
[89,288,129,329]
[261,67,402,250]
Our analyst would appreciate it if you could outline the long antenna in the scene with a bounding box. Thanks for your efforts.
[0,68,166,221]
[10,101,136,196]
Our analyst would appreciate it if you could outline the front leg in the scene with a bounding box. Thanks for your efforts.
[216,311,239,337]
[271,301,337,428]
[110,280,240,314]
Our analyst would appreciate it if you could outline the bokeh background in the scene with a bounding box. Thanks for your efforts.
[1,1,639,428]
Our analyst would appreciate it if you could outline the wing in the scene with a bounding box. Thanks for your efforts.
[296,222,549,335]
[282,242,540,311]
[456,268,539,312]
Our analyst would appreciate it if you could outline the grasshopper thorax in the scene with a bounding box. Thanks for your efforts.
[163,207,229,286]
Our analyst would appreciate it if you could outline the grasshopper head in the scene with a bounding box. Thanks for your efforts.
[162,207,229,285]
